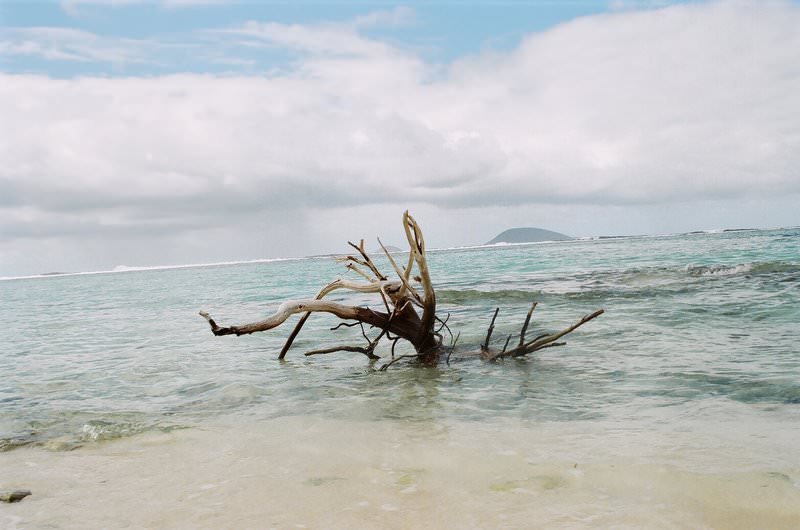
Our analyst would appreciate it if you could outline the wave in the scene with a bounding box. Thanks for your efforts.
[438,288,547,305]
[426,239,576,254]
[597,260,800,281]
[0,256,308,282]
[436,260,799,306]
[658,372,800,405]
[685,261,800,277]
[0,419,186,452]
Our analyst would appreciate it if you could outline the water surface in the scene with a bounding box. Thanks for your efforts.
[2,228,799,528]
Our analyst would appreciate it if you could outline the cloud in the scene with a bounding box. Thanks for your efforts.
[2,8,415,70]
[0,27,153,64]
[1,1,799,274]
[220,20,393,58]
[353,6,416,29]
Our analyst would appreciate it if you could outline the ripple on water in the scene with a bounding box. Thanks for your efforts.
[0,228,798,448]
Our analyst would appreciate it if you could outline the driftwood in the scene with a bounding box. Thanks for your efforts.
[200,211,603,368]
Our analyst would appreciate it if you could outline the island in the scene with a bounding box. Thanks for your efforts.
[485,227,571,245]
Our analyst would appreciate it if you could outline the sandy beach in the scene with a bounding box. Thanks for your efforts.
[4,412,800,529]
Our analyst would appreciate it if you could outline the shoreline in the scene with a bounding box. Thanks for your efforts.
[3,415,799,529]
[4,226,796,283]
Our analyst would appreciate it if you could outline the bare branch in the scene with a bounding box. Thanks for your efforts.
[379,353,418,371]
[377,237,422,304]
[279,311,312,360]
[335,255,375,279]
[358,321,370,342]
[345,262,374,282]
[435,312,451,334]
[487,309,605,361]
[537,342,566,350]
[201,300,389,337]
[402,211,437,343]
[348,239,386,281]
[304,345,380,359]
[278,278,400,359]
[482,308,500,351]
[518,302,538,347]
[330,322,361,331]
[520,309,605,354]
[445,331,460,366]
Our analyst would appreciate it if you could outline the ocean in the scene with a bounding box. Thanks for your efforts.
[2,228,799,528]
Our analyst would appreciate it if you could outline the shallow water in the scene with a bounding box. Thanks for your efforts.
[1,228,799,527]
[3,414,800,529]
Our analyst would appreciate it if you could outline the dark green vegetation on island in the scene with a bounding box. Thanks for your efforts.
[485,227,572,245]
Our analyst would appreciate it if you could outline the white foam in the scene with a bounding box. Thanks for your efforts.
[685,263,755,277]
[0,256,308,282]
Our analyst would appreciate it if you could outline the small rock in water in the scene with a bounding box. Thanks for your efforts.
[0,490,32,503]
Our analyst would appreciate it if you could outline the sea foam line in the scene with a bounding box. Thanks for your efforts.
[0,256,308,282]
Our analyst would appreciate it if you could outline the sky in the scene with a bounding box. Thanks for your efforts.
[1,0,799,276]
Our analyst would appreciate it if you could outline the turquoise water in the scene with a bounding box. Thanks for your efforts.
[1,228,799,449]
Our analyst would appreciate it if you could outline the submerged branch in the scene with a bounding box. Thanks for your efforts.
[304,344,380,360]
[484,309,605,362]
[482,308,500,351]
[519,302,537,347]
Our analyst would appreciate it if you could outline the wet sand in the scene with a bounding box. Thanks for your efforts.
[3,415,799,529]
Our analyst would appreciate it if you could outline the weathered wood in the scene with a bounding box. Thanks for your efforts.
[482,307,500,351]
[278,279,403,359]
[484,309,605,361]
[518,302,537,347]
[200,211,603,368]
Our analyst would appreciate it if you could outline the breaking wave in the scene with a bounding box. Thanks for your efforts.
[1,419,186,452]
[437,288,546,305]
[436,261,799,305]
[0,257,307,281]
[685,261,800,277]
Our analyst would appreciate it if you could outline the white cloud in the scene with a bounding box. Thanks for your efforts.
[1,1,799,274]
[219,20,398,59]
[0,27,152,64]
[353,6,416,29]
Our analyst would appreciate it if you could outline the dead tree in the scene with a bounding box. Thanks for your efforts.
[200,211,603,368]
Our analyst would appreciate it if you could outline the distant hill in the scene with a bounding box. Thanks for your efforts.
[485,227,571,245]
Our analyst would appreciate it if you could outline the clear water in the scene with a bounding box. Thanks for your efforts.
[2,228,799,446]
[2,228,799,528]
